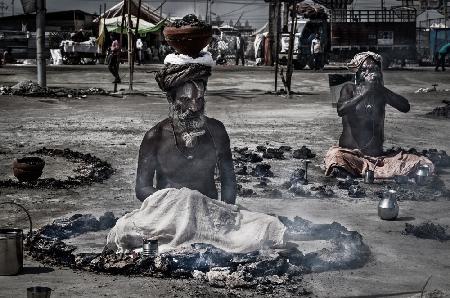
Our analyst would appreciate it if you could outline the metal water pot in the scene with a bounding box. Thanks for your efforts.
[415,165,429,185]
[378,190,399,220]
[0,202,32,275]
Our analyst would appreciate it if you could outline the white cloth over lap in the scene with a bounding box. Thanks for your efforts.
[106,188,286,253]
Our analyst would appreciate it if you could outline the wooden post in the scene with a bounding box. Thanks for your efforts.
[274,0,281,93]
[268,0,276,66]
[36,0,46,87]
[286,0,297,97]
[127,0,133,91]
[132,0,142,85]
[120,0,126,48]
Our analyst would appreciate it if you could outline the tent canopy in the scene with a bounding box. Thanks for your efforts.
[96,0,166,25]
[103,14,165,34]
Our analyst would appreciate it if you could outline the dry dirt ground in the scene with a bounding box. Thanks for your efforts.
[0,65,449,297]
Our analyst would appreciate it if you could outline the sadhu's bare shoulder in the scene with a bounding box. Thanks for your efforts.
[142,118,171,143]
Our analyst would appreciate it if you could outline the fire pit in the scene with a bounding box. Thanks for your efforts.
[12,157,45,182]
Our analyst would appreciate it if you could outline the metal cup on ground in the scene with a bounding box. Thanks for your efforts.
[0,202,33,276]
[415,165,429,185]
[378,190,399,220]
[303,160,312,184]
[27,286,52,298]
[142,239,158,257]
[364,169,375,184]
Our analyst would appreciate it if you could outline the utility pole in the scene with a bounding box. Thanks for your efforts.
[99,4,102,16]
[381,0,385,10]
[11,0,13,16]
[36,0,46,87]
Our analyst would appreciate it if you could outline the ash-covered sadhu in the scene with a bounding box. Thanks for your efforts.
[108,15,290,254]
[325,51,434,178]
[135,16,236,204]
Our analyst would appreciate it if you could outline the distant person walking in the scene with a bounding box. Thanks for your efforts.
[435,42,450,72]
[234,32,245,66]
[311,33,322,70]
[108,40,121,83]
[136,38,144,65]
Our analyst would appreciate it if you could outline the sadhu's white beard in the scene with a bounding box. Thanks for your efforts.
[362,72,384,87]
[173,114,206,147]
[182,130,206,147]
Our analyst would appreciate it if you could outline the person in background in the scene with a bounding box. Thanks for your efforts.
[108,40,121,84]
[311,33,322,71]
[435,42,450,72]
[234,32,245,66]
[136,38,144,65]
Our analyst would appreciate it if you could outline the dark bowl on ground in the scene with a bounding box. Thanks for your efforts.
[12,157,45,182]
[163,25,212,58]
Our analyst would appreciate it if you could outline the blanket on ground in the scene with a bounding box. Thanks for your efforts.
[106,188,286,253]
[324,146,435,178]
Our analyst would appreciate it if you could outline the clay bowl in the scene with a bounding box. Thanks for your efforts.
[12,157,45,182]
[163,25,212,58]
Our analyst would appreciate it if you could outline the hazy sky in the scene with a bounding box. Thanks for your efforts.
[5,0,400,28]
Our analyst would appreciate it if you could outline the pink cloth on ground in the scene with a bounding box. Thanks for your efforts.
[324,145,435,179]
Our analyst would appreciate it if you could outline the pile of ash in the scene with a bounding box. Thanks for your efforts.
[39,213,117,240]
[426,100,450,119]
[293,146,316,160]
[375,176,450,201]
[28,214,370,289]
[384,147,450,168]
[402,222,450,241]
[0,147,114,189]
[0,80,108,97]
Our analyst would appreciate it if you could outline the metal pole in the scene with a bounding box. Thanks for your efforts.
[36,0,46,87]
[127,0,133,91]
[99,4,102,16]
[11,0,14,16]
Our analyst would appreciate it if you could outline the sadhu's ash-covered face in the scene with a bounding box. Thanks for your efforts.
[171,80,207,147]
[358,58,383,86]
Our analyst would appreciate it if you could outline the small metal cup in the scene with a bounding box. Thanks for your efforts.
[27,287,52,298]
[364,169,374,184]
[142,239,158,257]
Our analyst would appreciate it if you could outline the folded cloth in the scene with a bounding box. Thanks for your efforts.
[106,188,286,253]
[324,145,435,179]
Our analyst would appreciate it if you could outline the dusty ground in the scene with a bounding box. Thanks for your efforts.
[0,64,449,297]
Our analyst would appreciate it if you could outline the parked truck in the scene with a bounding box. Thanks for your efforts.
[279,8,417,69]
